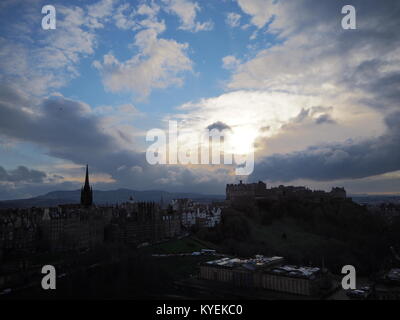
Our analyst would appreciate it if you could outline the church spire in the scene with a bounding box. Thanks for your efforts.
[84,164,90,188]
[81,164,93,207]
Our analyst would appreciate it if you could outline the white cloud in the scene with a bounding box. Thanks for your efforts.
[162,0,213,32]
[94,4,193,99]
[236,0,276,29]
[114,3,138,30]
[94,32,192,99]
[172,91,327,156]
[0,0,118,96]
[222,55,241,70]
[226,12,241,28]
[86,0,118,29]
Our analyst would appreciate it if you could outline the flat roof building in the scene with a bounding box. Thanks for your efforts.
[200,255,332,297]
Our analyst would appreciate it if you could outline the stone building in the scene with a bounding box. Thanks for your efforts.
[226,181,267,201]
[39,206,104,252]
[226,181,347,204]
[106,202,182,245]
[0,208,42,260]
[171,198,222,229]
[181,207,221,229]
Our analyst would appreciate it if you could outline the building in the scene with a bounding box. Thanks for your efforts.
[171,198,222,229]
[39,206,105,252]
[80,164,93,207]
[226,181,347,204]
[0,208,41,259]
[226,181,267,201]
[181,207,221,229]
[199,255,332,297]
[106,202,182,245]
[162,211,182,238]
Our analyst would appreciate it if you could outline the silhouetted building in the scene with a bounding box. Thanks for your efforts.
[106,202,182,245]
[40,206,105,252]
[80,165,93,207]
[200,255,333,297]
[226,181,347,204]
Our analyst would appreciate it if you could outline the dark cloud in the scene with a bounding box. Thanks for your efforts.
[251,111,400,182]
[282,107,336,129]
[207,121,232,132]
[0,83,229,197]
[315,114,336,125]
[0,166,46,183]
[309,0,400,111]
[233,0,400,113]
[0,84,114,159]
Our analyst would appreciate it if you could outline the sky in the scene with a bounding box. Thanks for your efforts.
[0,0,399,199]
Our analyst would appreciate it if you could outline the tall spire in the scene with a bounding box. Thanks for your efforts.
[81,164,93,207]
[84,164,90,188]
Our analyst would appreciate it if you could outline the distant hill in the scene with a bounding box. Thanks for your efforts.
[351,194,400,205]
[0,189,225,209]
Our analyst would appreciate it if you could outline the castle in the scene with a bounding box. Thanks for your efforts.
[226,180,347,203]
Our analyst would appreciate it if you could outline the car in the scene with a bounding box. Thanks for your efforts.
[346,288,370,299]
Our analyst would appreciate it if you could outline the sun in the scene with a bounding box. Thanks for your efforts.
[229,127,258,156]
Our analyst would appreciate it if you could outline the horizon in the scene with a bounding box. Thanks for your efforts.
[1,179,400,203]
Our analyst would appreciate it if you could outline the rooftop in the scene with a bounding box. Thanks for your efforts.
[204,255,284,270]
[269,265,321,279]
[203,255,322,279]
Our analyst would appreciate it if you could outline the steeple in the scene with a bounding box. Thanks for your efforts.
[80,164,93,207]
[84,164,90,188]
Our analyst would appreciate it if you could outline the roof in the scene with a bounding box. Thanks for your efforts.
[268,265,321,279]
[204,255,284,270]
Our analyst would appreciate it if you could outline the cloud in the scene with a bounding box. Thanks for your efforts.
[223,0,400,188]
[236,0,276,29]
[162,0,213,32]
[230,0,400,114]
[222,55,241,70]
[283,107,337,126]
[94,4,193,99]
[86,0,117,28]
[250,111,400,182]
[207,121,232,132]
[0,0,118,96]
[315,114,336,125]
[0,83,233,198]
[0,166,46,183]
[114,2,138,30]
[0,83,116,161]
[226,12,241,28]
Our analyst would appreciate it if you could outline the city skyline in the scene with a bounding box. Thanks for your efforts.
[0,0,400,200]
